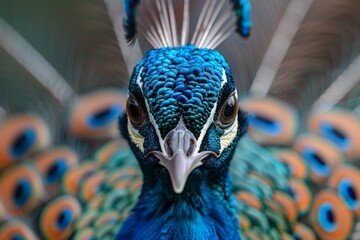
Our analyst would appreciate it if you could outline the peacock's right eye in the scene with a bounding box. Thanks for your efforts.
[217,94,238,129]
[126,96,146,128]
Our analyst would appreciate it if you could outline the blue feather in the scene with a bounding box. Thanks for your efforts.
[116,181,241,240]
[123,0,141,43]
[230,0,252,37]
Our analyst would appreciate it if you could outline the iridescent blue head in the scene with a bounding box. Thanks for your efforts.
[120,45,247,193]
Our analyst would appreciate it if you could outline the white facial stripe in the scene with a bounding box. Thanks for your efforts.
[219,89,239,153]
[127,122,145,152]
[220,116,238,153]
[221,68,228,88]
[134,67,166,153]
[194,68,228,154]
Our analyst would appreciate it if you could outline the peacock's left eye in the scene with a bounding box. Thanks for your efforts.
[126,96,146,128]
[218,94,238,128]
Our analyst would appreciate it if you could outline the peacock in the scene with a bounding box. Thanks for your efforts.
[0,0,360,239]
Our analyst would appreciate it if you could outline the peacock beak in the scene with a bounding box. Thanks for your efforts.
[148,121,216,193]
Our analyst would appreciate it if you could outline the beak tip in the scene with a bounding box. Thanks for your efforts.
[172,181,185,194]
[157,150,212,195]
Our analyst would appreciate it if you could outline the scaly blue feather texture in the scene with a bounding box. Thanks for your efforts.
[129,45,231,138]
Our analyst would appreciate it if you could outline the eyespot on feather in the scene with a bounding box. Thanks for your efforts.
[0,114,50,170]
[289,178,313,216]
[0,164,44,216]
[294,134,343,184]
[328,165,360,215]
[62,162,98,195]
[240,97,298,146]
[38,195,81,240]
[308,109,360,160]
[310,190,353,240]
[68,89,126,139]
[34,147,78,188]
[293,223,316,240]
[272,149,309,180]
[0,220,37,240]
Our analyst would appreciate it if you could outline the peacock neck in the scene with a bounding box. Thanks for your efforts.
[117,173,241,240]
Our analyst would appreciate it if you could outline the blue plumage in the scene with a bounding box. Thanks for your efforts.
[117,172,241,240]
[118,45,248,239]
[129,45,231,137]
[231,0,252,37]
[123,0,141,43]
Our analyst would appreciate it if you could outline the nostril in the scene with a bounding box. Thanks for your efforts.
[187,138,196,156]
[165,139,173,156]
[163,122,197,157]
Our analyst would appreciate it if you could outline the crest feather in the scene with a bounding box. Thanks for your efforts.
[123,0,252,49]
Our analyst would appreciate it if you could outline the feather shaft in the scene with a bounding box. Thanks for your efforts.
[250,0,314,98]
[0,18,75,105]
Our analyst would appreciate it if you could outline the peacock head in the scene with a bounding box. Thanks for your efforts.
[120,45,247,194]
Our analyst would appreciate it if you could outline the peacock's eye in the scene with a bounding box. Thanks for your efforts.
[218,94,238,128]
[126,96,146,127]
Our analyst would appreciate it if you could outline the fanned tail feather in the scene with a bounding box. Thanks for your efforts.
[1,0,360,239]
